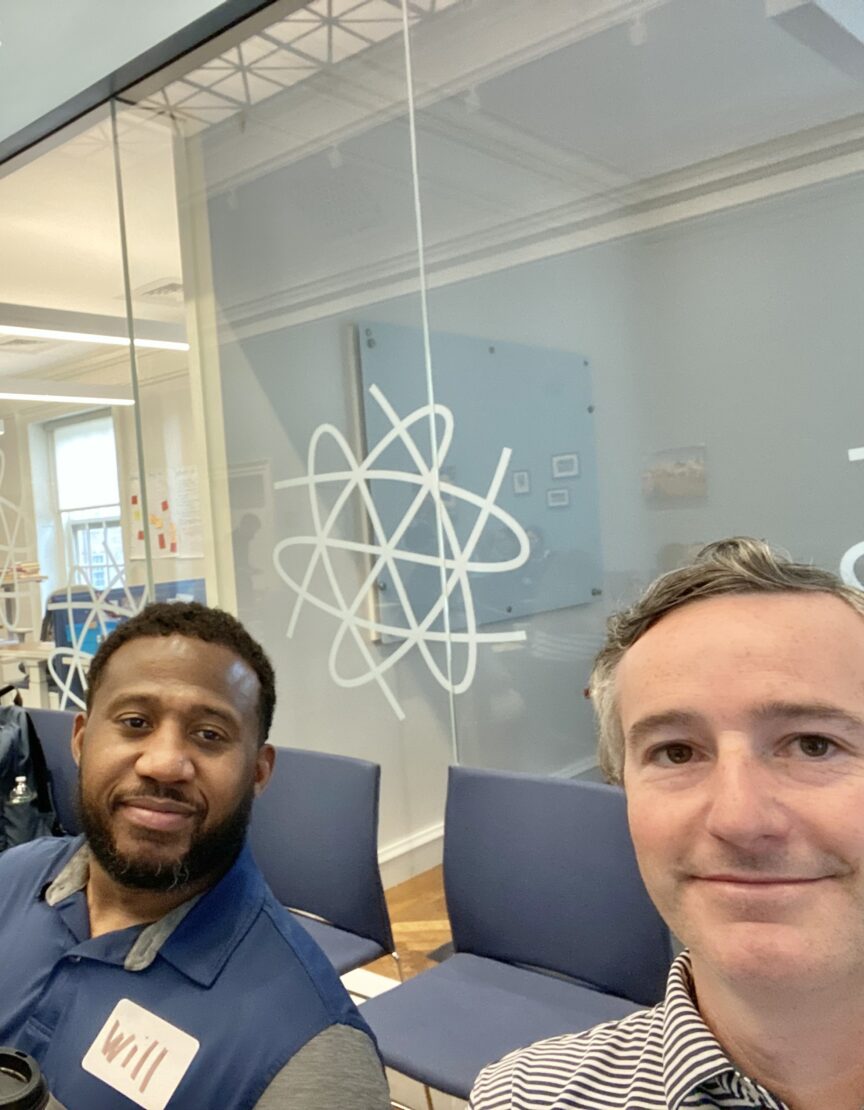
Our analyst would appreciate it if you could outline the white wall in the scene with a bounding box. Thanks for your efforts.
[418,173,864,579]
[208,159,864,869]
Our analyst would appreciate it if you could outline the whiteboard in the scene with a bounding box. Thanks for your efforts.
[356,322,602,632]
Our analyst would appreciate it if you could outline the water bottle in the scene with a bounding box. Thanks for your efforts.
[0,1048,67,1108]
[7,778,35,807]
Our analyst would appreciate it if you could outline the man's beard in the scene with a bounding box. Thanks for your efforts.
[78,780,255,893]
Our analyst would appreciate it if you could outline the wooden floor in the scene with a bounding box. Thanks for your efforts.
[367,865,452,980]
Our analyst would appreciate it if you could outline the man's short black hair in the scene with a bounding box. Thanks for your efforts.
[86,601,276,744]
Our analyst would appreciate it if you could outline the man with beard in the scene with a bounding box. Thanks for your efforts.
[0,602,389,1110]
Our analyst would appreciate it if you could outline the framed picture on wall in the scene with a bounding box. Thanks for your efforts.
[512,470,530,495]
[641,444,707,504]
[546,488,570,508]
[551,452,579,478]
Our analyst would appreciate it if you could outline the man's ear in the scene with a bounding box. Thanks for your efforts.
[71,713,87,767]
[253,743,275,797]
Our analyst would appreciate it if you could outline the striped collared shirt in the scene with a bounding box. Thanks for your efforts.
[469,952,788,1109]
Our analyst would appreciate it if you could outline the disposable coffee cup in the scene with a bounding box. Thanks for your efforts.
[0,1049,49,1109]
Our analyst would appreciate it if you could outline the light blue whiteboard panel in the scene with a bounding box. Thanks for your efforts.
[356,322,602,632]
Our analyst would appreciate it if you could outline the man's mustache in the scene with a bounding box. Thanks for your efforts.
[113,782,201,810]
[683,848,850,880]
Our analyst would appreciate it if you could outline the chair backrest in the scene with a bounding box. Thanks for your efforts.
[28,708,79,836]
[248,746,393,952]
[444,765,672,1007]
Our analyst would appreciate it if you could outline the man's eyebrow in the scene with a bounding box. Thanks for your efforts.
[750,701,864,729]
[103,692,240,725]
[626,711,702,748]
[626,703,864,748]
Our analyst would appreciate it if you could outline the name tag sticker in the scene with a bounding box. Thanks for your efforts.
[82,998,200,1110]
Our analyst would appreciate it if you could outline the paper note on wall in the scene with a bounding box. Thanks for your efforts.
[128,468,203,560]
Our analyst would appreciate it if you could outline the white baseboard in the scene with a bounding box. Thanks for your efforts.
[379,821,444,889]
[552,753,601,779]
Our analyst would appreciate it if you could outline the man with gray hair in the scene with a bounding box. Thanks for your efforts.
[471,537,864,1110]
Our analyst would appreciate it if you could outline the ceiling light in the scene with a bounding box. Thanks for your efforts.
[0,377,134,406]
[0,325,189,352]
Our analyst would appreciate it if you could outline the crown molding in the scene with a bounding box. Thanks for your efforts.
[217,110,864,340]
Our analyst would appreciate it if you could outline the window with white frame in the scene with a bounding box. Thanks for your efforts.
[51,413,124,591]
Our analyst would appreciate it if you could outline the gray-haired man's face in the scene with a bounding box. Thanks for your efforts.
[618,591,864,996]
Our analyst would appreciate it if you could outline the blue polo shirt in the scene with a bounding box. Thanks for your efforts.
[0,837,374,1109]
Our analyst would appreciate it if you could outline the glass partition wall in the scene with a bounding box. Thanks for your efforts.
[4,0,864,877]
[0,104,194,713]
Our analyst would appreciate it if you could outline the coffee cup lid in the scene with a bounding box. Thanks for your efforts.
[0,1049,48,1109]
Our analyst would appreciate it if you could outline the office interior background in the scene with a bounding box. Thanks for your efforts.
[1,0,864,887]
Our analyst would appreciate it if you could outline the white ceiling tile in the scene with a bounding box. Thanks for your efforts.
[330,24,383,59]
[244,36,284,64]
[207,72,251,103]
[163,79,198,104]
[330,0,377,16]
[189,69,237,89]
[160,85,201,109]
[178,90,239,110]
[288,25,333,63]
[342,20,401,44]
[244,72,293,103]
[251,66,316,90]
[264,20,322,46]
[348,0,403,20]
[252,62,317,78]
[218,46,243,67]
[178,106,236,128]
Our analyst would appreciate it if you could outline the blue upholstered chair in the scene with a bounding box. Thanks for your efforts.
[360,765,673,1100]
[29,707,79,836]
[248,746,396,976]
